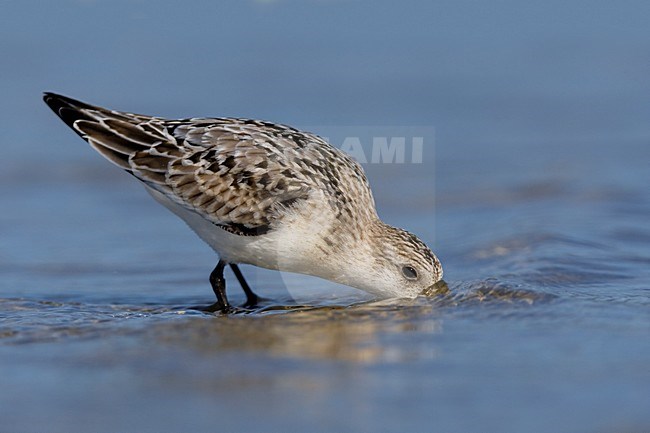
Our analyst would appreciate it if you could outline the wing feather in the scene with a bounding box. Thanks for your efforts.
[43,93,318,234]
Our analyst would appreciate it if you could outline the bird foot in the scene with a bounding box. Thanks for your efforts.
[240,293,260,309]
[190,302,238,315]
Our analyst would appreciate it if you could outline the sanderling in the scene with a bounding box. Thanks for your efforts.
[44,93,443,312]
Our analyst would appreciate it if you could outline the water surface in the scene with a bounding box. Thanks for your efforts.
[1,1,649,433]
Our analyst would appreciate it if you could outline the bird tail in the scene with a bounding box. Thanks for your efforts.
[42,92,166,172]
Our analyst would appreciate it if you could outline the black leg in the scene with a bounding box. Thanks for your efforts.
[230,264,259,308]
[203,260,230,313]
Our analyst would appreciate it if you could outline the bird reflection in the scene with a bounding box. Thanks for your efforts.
[156,297,445,364]
[151,278,546,364]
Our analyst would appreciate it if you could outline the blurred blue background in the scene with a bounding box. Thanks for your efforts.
[1,1,649,433]
[3,0,649,157]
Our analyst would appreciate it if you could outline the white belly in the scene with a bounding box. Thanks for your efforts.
[145,186,337,277]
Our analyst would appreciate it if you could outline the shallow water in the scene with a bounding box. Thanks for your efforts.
[2,142,648,433]
[2,1,650,432]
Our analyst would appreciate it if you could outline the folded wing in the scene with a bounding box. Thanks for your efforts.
[43,93,311,235]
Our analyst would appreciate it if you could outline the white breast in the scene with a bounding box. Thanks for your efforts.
[145,186,338,278]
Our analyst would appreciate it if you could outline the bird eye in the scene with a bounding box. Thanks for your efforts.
[401,265,418,280]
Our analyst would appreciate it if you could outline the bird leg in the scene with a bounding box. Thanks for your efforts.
[230,264,259,308]
[202,260,230,313]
